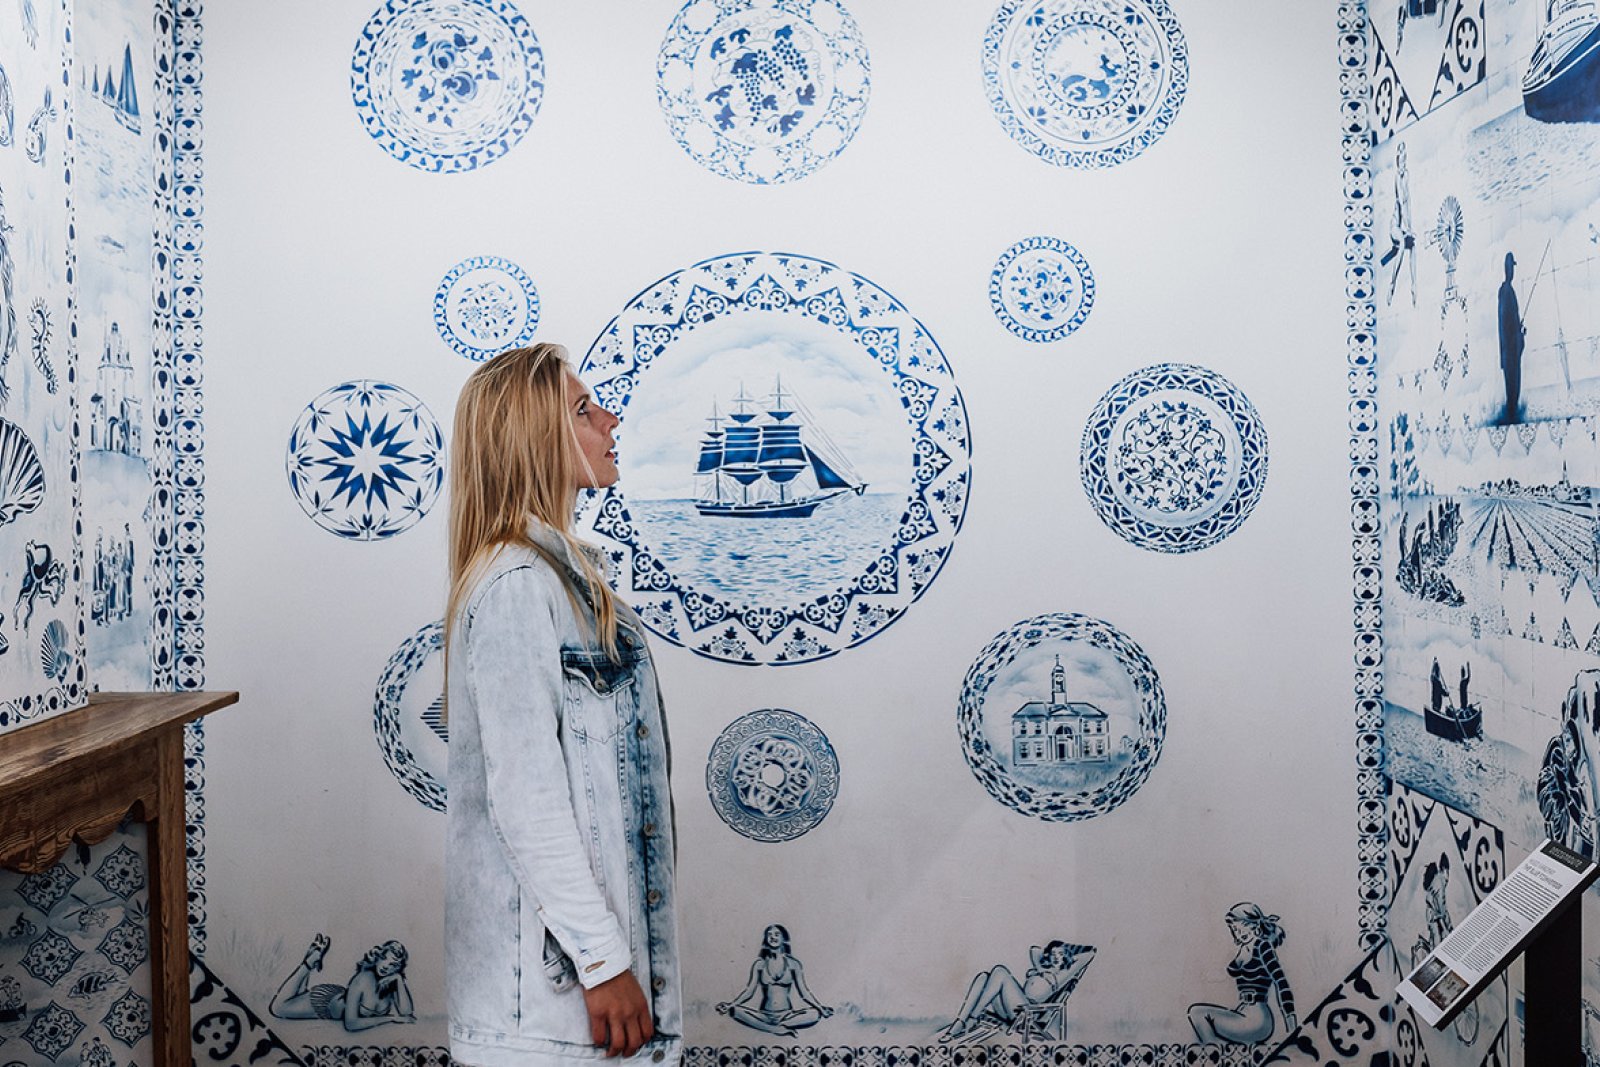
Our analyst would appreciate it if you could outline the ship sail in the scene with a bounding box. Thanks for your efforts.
[693,377,867,517]
[117,45,140,122]
[806,446,854,490]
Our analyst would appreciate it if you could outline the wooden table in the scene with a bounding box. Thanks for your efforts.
[0,690,238,1067]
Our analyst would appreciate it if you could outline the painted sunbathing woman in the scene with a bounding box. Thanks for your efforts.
[938,940,1095,1041]
[717,925,833,1037]
[270,934,415,1031]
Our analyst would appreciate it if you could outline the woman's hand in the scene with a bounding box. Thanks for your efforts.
[582,971,654,1057]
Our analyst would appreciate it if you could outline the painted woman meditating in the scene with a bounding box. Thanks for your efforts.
[1187,904,1296,1044]
[717,925,833,1037]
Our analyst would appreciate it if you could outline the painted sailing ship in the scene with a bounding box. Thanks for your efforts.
[1523,0,1600,123]
[694,379,866,518]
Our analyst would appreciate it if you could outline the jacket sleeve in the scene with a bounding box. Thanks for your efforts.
[464,565,631,989]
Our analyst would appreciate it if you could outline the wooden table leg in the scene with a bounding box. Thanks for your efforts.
[147,728,191,1067]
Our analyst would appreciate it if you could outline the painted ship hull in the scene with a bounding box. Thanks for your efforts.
[695,487,854,518]
[1523,19,1600,123]
[1425,701,1483,742]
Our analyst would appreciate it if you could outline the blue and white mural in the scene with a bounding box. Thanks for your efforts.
[579,251,970,666]
[957,613,1165,822]
[716,925,833,1037]
[284,380,446,541]
[655,0,870,184]
[1370,0,1600,1057]
[980,0,1188,168]
[433,255,538,362]
[988,236,1094,343]
[74,0,169,693]
[0,0,81,727]
[1366,0,1486,144]
[936,941,1095,1044]
[373,620,446,813]
[705,708,839,842]
[351,0,544,173]
[1080,363,1269,554]
[0,828,154,1067]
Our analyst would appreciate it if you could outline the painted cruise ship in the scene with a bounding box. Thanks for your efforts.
[1523,0,1600,123]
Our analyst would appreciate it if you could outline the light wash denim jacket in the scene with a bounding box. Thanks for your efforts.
[446,525,680,1067]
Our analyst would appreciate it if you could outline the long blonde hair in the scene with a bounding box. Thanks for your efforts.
[444,344,621,681]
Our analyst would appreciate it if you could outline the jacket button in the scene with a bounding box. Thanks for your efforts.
[642,822,656,838]
[651,976,665,992]
[636,723,649,739]
[652,1051,665,1062]
[647,890,661,906]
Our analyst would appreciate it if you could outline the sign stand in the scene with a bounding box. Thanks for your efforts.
[1399,838,1598,1060]
[1524,892,1582,1064]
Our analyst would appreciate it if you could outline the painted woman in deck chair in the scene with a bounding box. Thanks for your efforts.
[938,940,1095,1042]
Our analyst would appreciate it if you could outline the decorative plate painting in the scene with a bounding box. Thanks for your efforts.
[579,251,970,665]
[958,613,1165,822]
[351,0,545,172]
[1080,363,1268,553]
[707,708,839,841]
[981,0,1188,168]
[657,0,870,183]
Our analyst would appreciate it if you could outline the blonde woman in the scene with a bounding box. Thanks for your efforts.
[445,344,680,1067]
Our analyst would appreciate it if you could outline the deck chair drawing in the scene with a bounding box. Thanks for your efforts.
[937,944,1095,1045]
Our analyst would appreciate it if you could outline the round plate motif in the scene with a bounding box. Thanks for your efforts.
[1080,363,1267,553]
[578,250,971,666]
[351,0,545,173]
[707,708,839,841]
[981,0,1188,168]
[958,613,1165,822]
[657,0,871,183]
[374,621,447,812]
[285,380,446,540]
[990,236,1095,342]
[434,256,540,360]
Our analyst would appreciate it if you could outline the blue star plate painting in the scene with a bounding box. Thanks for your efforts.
[578,250,971,666]
[657,0,871,184]
[434,256,540,360]
[374,621,447,812]
[707,708,839,841]
[351,0,545,173]
[990,236,1095,342]
[1080,363,1268,553]
[981,0,1188,169]
[285,380,446,541]
[958,613,1165,822]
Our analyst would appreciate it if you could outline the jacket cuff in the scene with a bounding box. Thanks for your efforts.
[574,933,632,990]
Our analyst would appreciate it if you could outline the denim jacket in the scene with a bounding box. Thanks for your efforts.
[446,524,680,1067]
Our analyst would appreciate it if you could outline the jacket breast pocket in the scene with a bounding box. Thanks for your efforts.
[561,647,637,743]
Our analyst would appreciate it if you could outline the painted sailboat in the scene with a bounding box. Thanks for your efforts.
[694,379,866,518]
[1523,0,1600,123]
[90,44,141,134]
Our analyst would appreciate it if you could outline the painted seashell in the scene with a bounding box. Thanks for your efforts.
[39,618,69,680]
[0,418,43,525]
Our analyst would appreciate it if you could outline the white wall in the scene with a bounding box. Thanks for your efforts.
[201,0,1352,1054]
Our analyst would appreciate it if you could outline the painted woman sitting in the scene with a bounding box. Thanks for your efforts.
[939,940,1095,1042]
[717,924,833,1037]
